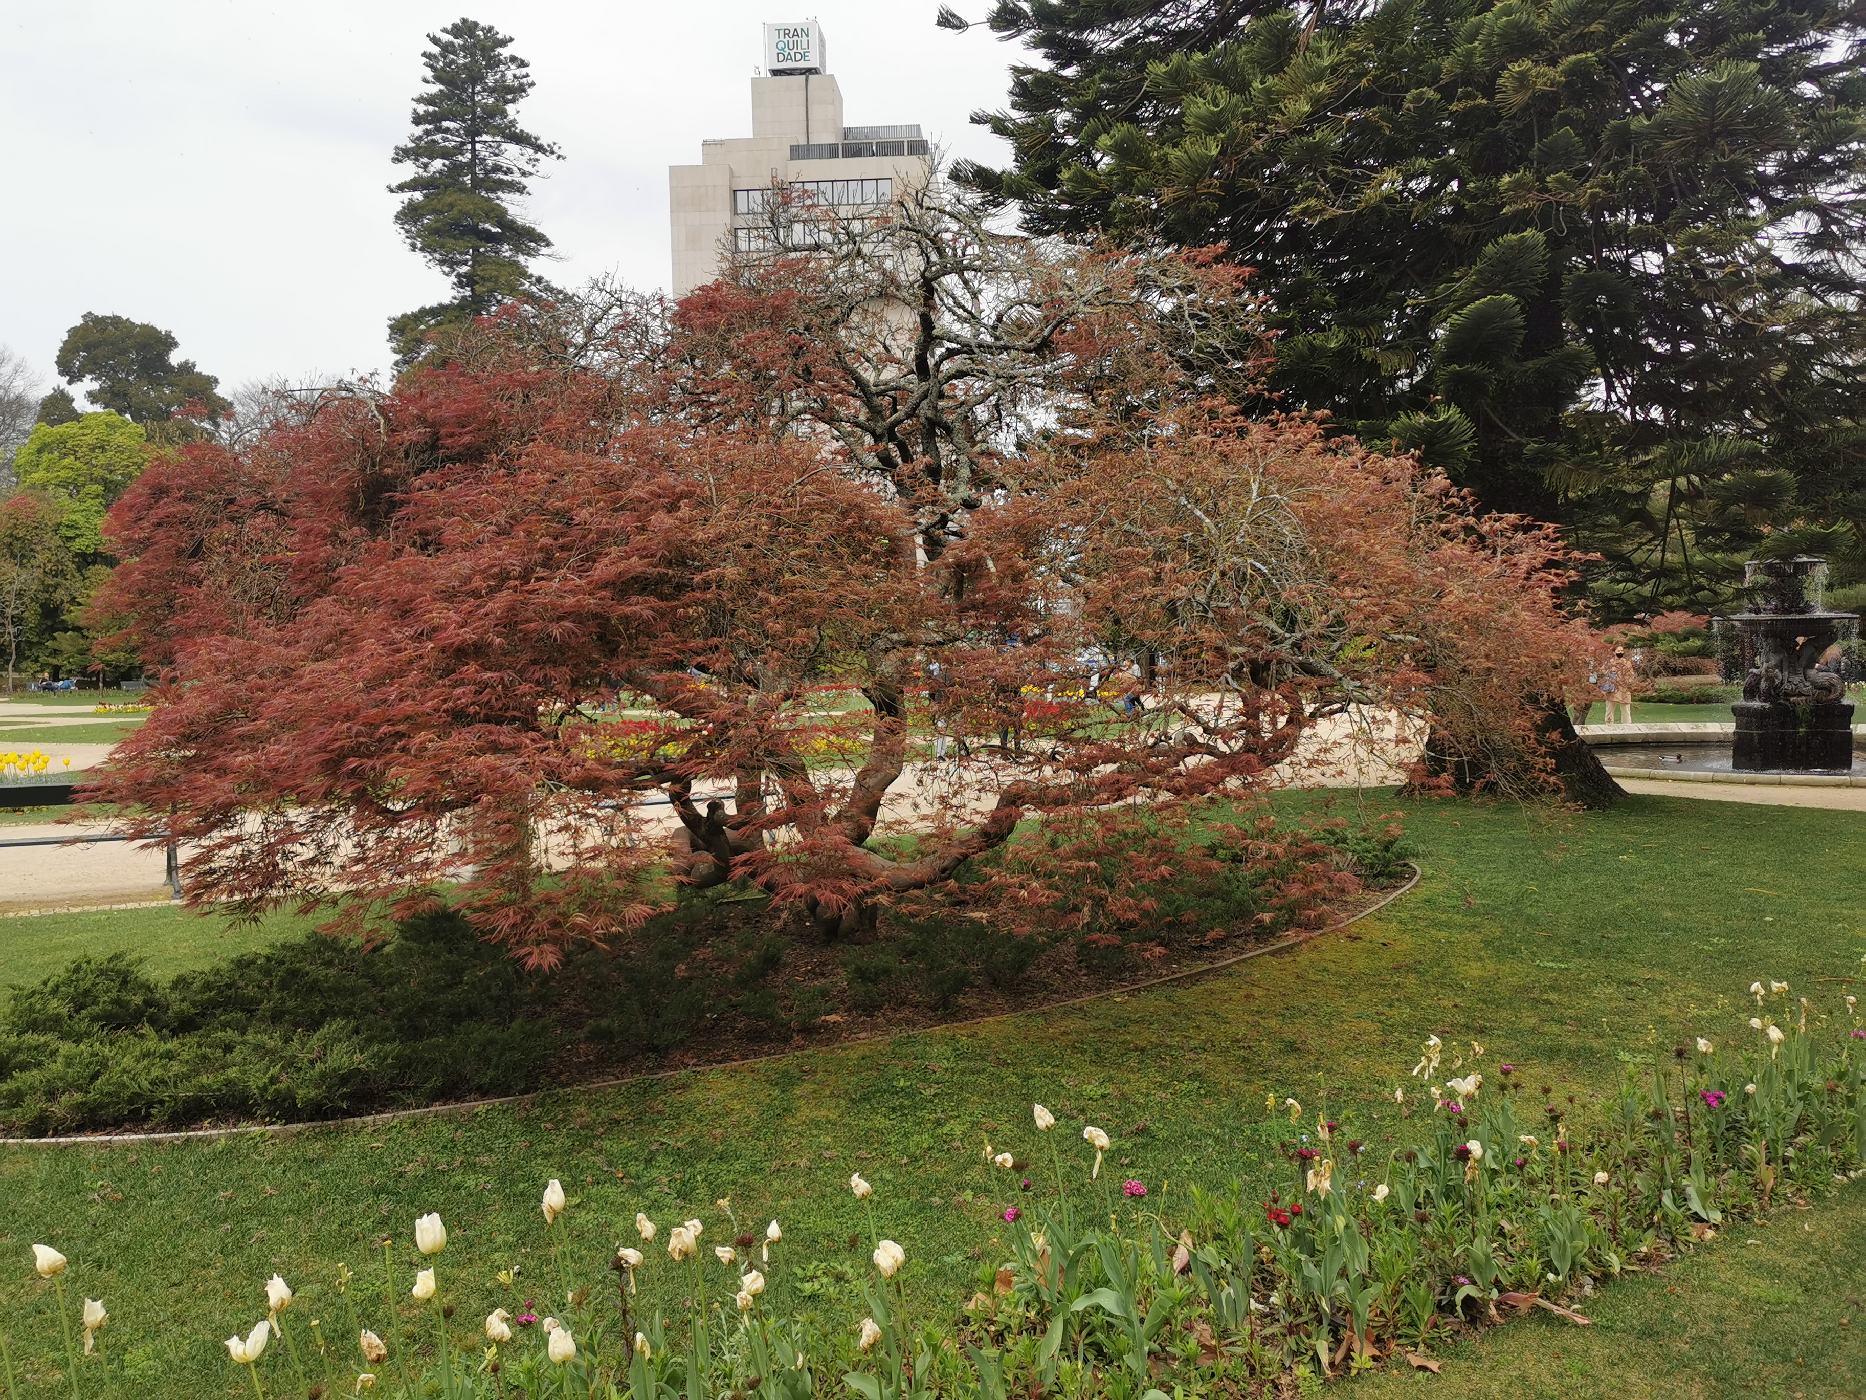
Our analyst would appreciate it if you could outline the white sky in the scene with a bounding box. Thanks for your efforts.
[0,1,1026,397]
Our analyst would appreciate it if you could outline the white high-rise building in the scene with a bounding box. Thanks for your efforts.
[668,22,932,296]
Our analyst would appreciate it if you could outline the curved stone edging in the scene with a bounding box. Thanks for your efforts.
[0,863,1423,1149]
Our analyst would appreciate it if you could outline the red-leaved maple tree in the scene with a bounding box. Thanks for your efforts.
[94,225,1594,962]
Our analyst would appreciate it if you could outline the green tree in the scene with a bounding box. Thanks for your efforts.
[954,0,1866,612]
[13,412,149,556]
[54,313,229,429]
[35,386,79,427]
[388,17,562,364]
[0,493,79,691]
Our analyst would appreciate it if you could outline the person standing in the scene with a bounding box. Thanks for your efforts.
[1599,646,1634,724]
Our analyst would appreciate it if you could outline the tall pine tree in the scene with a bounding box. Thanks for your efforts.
[388,18,562,365]
[952,0,1866,613]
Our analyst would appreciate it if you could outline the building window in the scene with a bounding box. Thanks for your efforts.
[732,178,892,217]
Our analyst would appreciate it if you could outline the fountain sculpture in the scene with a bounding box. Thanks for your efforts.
[1723,557,1858,772]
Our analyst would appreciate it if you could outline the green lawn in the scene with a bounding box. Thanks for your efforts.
[0,718,145,744]
[1582,700,1737,725]
[0,904,318,987]
[1354,1179,1866,1398]
[0,793,1860,1396]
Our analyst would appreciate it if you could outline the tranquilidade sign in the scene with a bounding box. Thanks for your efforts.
[763,21,824,74]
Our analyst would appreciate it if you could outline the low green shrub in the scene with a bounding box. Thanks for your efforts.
[0,808,1404,1134]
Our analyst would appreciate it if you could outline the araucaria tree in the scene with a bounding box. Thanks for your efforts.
[388,17,562,364]
[953,0,1866,611]
[98,194,1593,961]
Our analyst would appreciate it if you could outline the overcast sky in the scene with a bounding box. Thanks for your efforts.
[0,1,1027,398]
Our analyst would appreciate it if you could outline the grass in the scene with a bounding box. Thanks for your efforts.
[1353,1179,1866,1397]
[1582,700,1739,725]
[0,718,146,744]
[0,801,117,828]
[0,792,1860,1395]
[0,690,130,707]
[0,904,318,987]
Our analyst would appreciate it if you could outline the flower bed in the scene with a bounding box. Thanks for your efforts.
[0,750,78,808]
[22,982,1861,1395]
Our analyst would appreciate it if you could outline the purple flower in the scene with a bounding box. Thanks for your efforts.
[1512,1156,1525,1168]
[1002,1206,1021,1223]
[1851,1029,1865,1040]
[1122,1179,1147,1198]
[1453,1275,1471,1287]
[1020,1177,1032,1191]
[1499,1063,1516,1075]
[1699,1089,1727,1109]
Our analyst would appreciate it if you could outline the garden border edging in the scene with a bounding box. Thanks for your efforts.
[0,862,1421,1148]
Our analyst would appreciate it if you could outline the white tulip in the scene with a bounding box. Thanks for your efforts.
[1744,1082,1757,1095]
[1465,1140,1484,1161]
[547,1325,576,1364]
[740,1268,765,1297]
[1447,1073,1481,1100]
[1767,1024,1786,1050]
[735,1289,755,1311]
[357,1376,377,1391]
[873,1239,905,1279]
[636,1212,657,1243]
[668,1225,698,1261]
[766,1219,782,1244]
[414,1213,447,1256]
[1083,1126,1110,1151]
[1394,1086,1405,1104]
[411,1268,436,1302]
[617,1247,643,1268]
[1748,1017,1763,1030]
[1033,1104,1055,1132]
[1696,1037,1713,1055]
[850,1174,873,1200]
[1593,1171,1611,1186]
[265,1274,293,1315]
[1372,1184,1390,1203]
[1750,980,1764,1002]
[993,1152,1015,1169]
[1770,980,1788,995]
[82,1297,107,1354]
[1519,1134,1539,1148]
[360,1329,388,1364]
[858,1317,883,1352]
[634,1332,652,1359]
[31,1244,67,1278]
[485,1308,512,1343]
[683,1219,704,1238]
[225,1319,271,1365]
[542,1178,566,1227]
[715,1246,736,1267]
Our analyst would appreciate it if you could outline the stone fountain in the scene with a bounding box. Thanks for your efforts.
[1723,557,1858,772]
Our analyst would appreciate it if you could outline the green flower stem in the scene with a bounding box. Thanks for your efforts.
[1046,1134,1068,1211]
[687,1254,710,1400]
[50,1275,82,1400]
[0,1329,18,1399]
[245,1360,267,1400]
[433,1294,452,1398]
[273,1312,309,1394]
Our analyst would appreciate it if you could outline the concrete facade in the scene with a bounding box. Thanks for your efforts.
[669,33,931,296]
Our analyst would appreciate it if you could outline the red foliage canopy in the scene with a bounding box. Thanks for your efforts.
[94,259,1592,962]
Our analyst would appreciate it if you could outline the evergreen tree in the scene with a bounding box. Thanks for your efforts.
[54,313,228,429]
[388,17,562,365]
[954,0,1866,612]
[35,387,80,427]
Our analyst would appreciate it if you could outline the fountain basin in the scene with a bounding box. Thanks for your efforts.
[1583,724,1866,787]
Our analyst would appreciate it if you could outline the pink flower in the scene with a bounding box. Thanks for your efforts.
[1699,1089,1726,1109]
[1122,1180,1146,1198]
[1002,1206,1020,1223]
